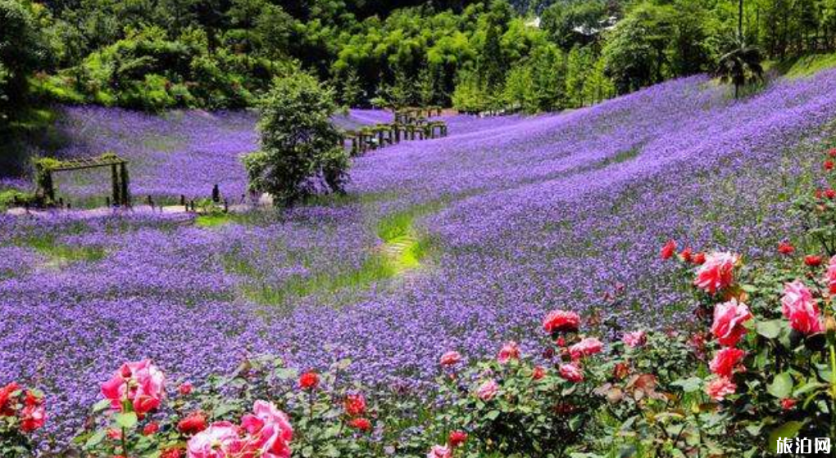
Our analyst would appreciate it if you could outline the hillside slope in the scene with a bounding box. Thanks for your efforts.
[4,71,836,440]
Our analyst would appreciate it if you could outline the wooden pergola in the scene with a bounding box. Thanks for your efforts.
[35,155,131,207]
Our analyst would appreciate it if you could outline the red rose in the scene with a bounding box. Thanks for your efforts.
[816,189,824,199]
[344,394,366,417]
[781,398,797,410]
[348,417,372,432]
[107,428,122,440]
[0,382,21,416]
[177,411,207,435]
[805,255,823,267]
[693,252,706,265]
[709,347,746,378]
[532,366,546,380]
[660,240,677,260]
[778,242,794,255]
[825,160,834,171]
[829,148,836,157]
[142,422,159,436]
[680,247,693,263]
[543,310,580,334]
[178,382,193,396]
[448,430,468,447]
[613,362,630,380]
[299,372,320,391]
[161,449,183,458]
[826,189,836,199]
[19,404,45,433]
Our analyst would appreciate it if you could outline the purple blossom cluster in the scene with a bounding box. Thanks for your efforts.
[4,72,836,446]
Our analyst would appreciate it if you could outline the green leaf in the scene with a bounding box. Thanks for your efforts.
[793,381,827,397]
[92,399,112,413]
[84,430,107,448]
[114,411,138,429]
[756,320,783,339]
[767,372,793,399]
[484,410,500,421]
[768,421,804,453]
[670,377,702,393]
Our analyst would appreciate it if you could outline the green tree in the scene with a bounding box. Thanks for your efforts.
[541,0,609,50]
[339,68,363,107]
[601,4,671,94]
[717,37,763,99]
[717,0,763,99]
[566,45,593,108]
[0,0,49,124]
[243,73,350,207]
[417,66,437,107]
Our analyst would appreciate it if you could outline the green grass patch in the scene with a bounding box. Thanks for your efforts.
[376,201,443,242]
[25,234,106,264]
[195,212,237,228]
[770,53,836,79]
[228,203,443,312]
[239,252,398,310]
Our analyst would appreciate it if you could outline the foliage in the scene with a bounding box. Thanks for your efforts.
[717,38,764,99]
[243,73,350,207]
[0,0,49,124]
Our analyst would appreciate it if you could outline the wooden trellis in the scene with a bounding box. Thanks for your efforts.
[35,155,131,207]
[338,109,448,156]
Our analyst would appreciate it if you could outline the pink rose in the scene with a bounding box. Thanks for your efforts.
[439,351,462,367]
[476,380,499,401]
[694,252,739,294]
[101,359,165,415]
[497,342,520,364]
[543,310,580,334]
[781,280,824,335]
[710,299,753,347]
[186,422,249,458]
[709,347,745,378]
[705,376,737,402]
[569,337,603,360]
[827,256,836,293]
[558,363,584,383]
[241,401,293,458]
[427,445,452,458]
[622,331,647,348]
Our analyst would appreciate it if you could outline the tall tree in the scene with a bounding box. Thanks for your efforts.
[243,73,350,207]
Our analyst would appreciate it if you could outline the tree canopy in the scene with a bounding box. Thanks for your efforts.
[1,0,833,115]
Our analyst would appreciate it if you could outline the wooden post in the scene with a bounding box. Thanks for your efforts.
[119,163,130,206]
[44,170,55,205]
[111,164,121,206]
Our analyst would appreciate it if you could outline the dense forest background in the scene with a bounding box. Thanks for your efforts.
[3,0,836,121]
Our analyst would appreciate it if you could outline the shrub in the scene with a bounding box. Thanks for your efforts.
[243,73,350,207]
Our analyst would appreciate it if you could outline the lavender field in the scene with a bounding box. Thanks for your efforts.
[4,70,836,444]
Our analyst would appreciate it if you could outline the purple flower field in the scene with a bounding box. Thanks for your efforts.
[4,71,836,444]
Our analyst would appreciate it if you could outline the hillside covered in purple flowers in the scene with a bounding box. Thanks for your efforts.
[4,69,836,444]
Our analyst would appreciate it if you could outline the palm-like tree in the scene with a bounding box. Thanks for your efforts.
[717,39,764,99]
